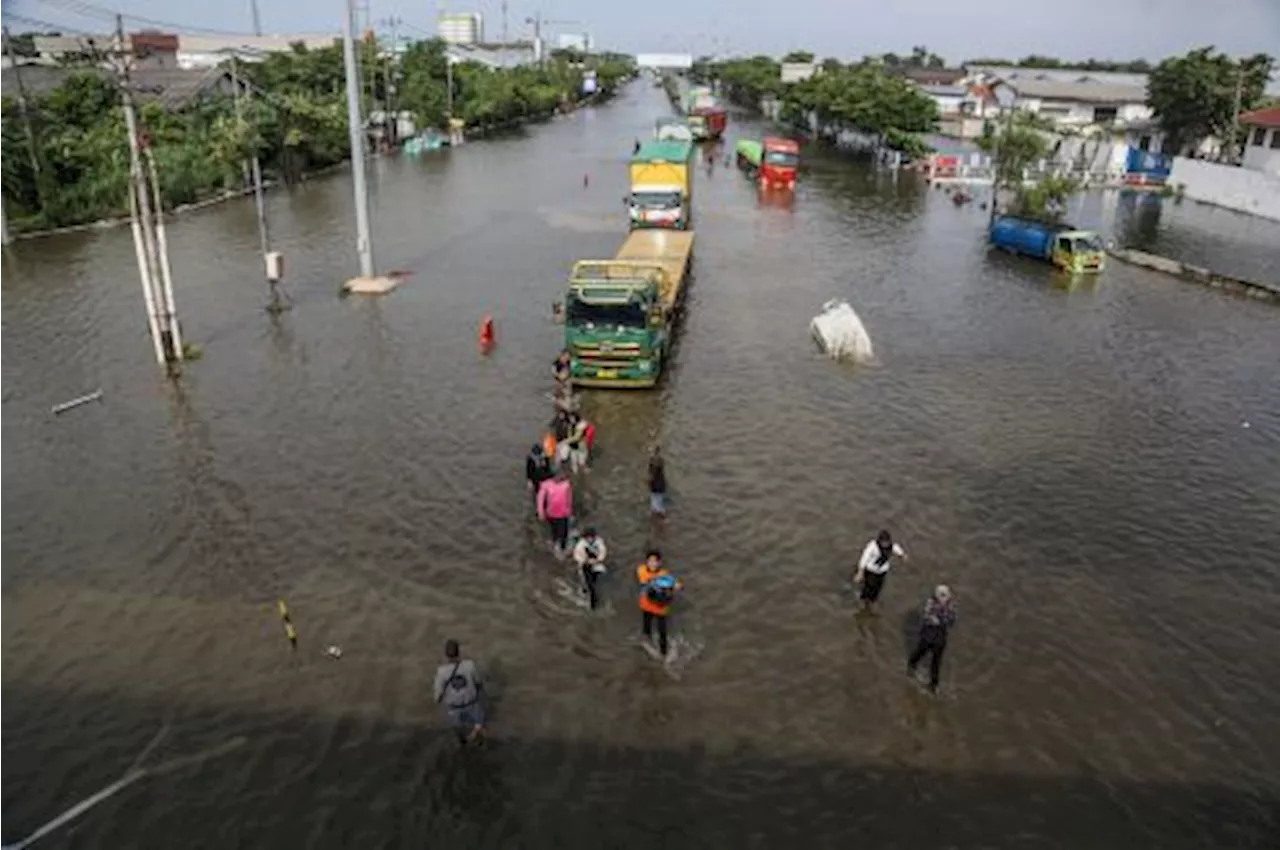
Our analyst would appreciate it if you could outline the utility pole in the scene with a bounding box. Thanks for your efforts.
[249,0,263,36]
[115,14,182,367]
[501,0,509,44]
[1227,64,1245,164]
[341,0,376,279]
[230,56,279,309]
[3,26,45,205]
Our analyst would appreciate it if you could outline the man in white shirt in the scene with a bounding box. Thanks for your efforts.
[571,527,608,610]
[854,529,907,611]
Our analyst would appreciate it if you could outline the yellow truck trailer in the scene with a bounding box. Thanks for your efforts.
[564,229,695,388]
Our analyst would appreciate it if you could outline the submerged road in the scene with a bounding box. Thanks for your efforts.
[3,82,1279,848]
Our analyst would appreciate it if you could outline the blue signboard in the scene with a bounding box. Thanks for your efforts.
[1125,147,1171,180]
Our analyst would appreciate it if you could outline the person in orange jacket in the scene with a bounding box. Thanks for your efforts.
[636,549,682,658]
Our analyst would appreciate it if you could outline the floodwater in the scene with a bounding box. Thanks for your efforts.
[4,83,1279,849]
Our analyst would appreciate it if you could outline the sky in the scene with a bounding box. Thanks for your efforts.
[5,0,1280,62]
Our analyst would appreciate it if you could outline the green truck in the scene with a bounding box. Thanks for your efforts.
[627,140,694,230]
[564,229,696,388]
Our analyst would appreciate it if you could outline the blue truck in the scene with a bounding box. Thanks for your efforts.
[989,215,1106,274]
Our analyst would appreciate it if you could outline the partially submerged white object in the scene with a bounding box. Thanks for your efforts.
[810,299,874,362]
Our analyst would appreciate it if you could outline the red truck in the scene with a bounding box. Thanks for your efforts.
[689,105,728,141]
[736,137,800,191]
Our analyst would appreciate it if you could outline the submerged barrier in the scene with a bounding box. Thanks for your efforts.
[1108,248,1279,304]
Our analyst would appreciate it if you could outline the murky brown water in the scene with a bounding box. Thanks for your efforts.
[4,83,1280,849]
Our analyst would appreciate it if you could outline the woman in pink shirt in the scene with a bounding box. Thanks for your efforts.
[537,468,575,555]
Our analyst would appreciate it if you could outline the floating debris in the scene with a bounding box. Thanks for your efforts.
[50,389,103,416]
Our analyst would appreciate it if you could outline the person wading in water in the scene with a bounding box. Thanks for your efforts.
[572,526,608,610]
[537,468,574,557]
[433,639,486,746]
[637,549,682,659]
[853,529,907,612]
[647,446,668,519]
[908,585,956,694]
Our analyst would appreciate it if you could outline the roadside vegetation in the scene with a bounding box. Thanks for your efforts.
[694,46,1274,162]
[0,39,634,234]
[694,55,940,156]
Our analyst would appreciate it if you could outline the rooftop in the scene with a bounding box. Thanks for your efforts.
[1,65,243,108]
[967,65,1149,88]
[995,76,1148,105]
[1239,105,1280,129]
[895,67,968,86]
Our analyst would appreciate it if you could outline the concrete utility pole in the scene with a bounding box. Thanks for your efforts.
[230,56,280,309]
[115,14,183,367]
[249,0,263,36]
[341,0,379,285]
[3,26,44,203]
[1227,65,1245,164]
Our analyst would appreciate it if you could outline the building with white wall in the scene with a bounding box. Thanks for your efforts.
[1239,105,1280,175]
[176,35,338,69]
[556,33,592,53]
[990,75,1151,129]
[438,13,484,46]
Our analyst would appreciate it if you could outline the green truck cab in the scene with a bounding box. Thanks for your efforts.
[565,230,695,389]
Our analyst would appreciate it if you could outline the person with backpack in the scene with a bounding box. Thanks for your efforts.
[525,443,553,508]
[853,529,907,611]
[636,549,682,658]
[432,639,485,746]
[571,526,608,609]
[908,585,956,694]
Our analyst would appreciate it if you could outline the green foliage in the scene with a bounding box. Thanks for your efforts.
[0,38,634,233]
[978,113,1078,222]
[782,51,814,64]
[710,55,938,150]
[1146,47,1274,155]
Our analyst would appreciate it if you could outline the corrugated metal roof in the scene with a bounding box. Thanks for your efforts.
[1,65,242,108]
[967,65,1149,88]
[998,77,1147,104]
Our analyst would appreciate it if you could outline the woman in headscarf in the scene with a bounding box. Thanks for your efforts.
[853,529,907,611]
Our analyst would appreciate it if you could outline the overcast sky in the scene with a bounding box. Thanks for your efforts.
[7,0,1280,61]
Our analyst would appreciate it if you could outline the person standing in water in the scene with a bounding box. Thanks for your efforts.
[571,526,608,609]
[537,468,575,556]
[853,529,907,611]
[647,446,668,518]
[908,585,956,694]
[525,443,553,508]
[433,639,486,746]
[637,549,681,658]
[553,349,573,385]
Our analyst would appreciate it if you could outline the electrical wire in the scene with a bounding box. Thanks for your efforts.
[32,0,257,36]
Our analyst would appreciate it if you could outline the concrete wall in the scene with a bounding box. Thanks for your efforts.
[1169,157,1280,221]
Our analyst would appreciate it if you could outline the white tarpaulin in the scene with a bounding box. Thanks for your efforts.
[810,299,874,362]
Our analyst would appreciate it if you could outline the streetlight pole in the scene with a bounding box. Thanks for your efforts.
[341,0,375,278]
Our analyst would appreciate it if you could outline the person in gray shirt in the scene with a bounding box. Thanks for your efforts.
[433,639,486,746]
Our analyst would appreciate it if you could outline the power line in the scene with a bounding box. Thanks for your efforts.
[31,0,257,36]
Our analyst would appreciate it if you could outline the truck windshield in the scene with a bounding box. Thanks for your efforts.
[631,191,682,209]
[764,151,799,167]
[566,299,648,329]
[1072,235,1104,252]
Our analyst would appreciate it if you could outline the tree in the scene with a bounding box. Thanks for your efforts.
[1147,47,1275,156]
[782,51,814,64]
[978,112,1078,222]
